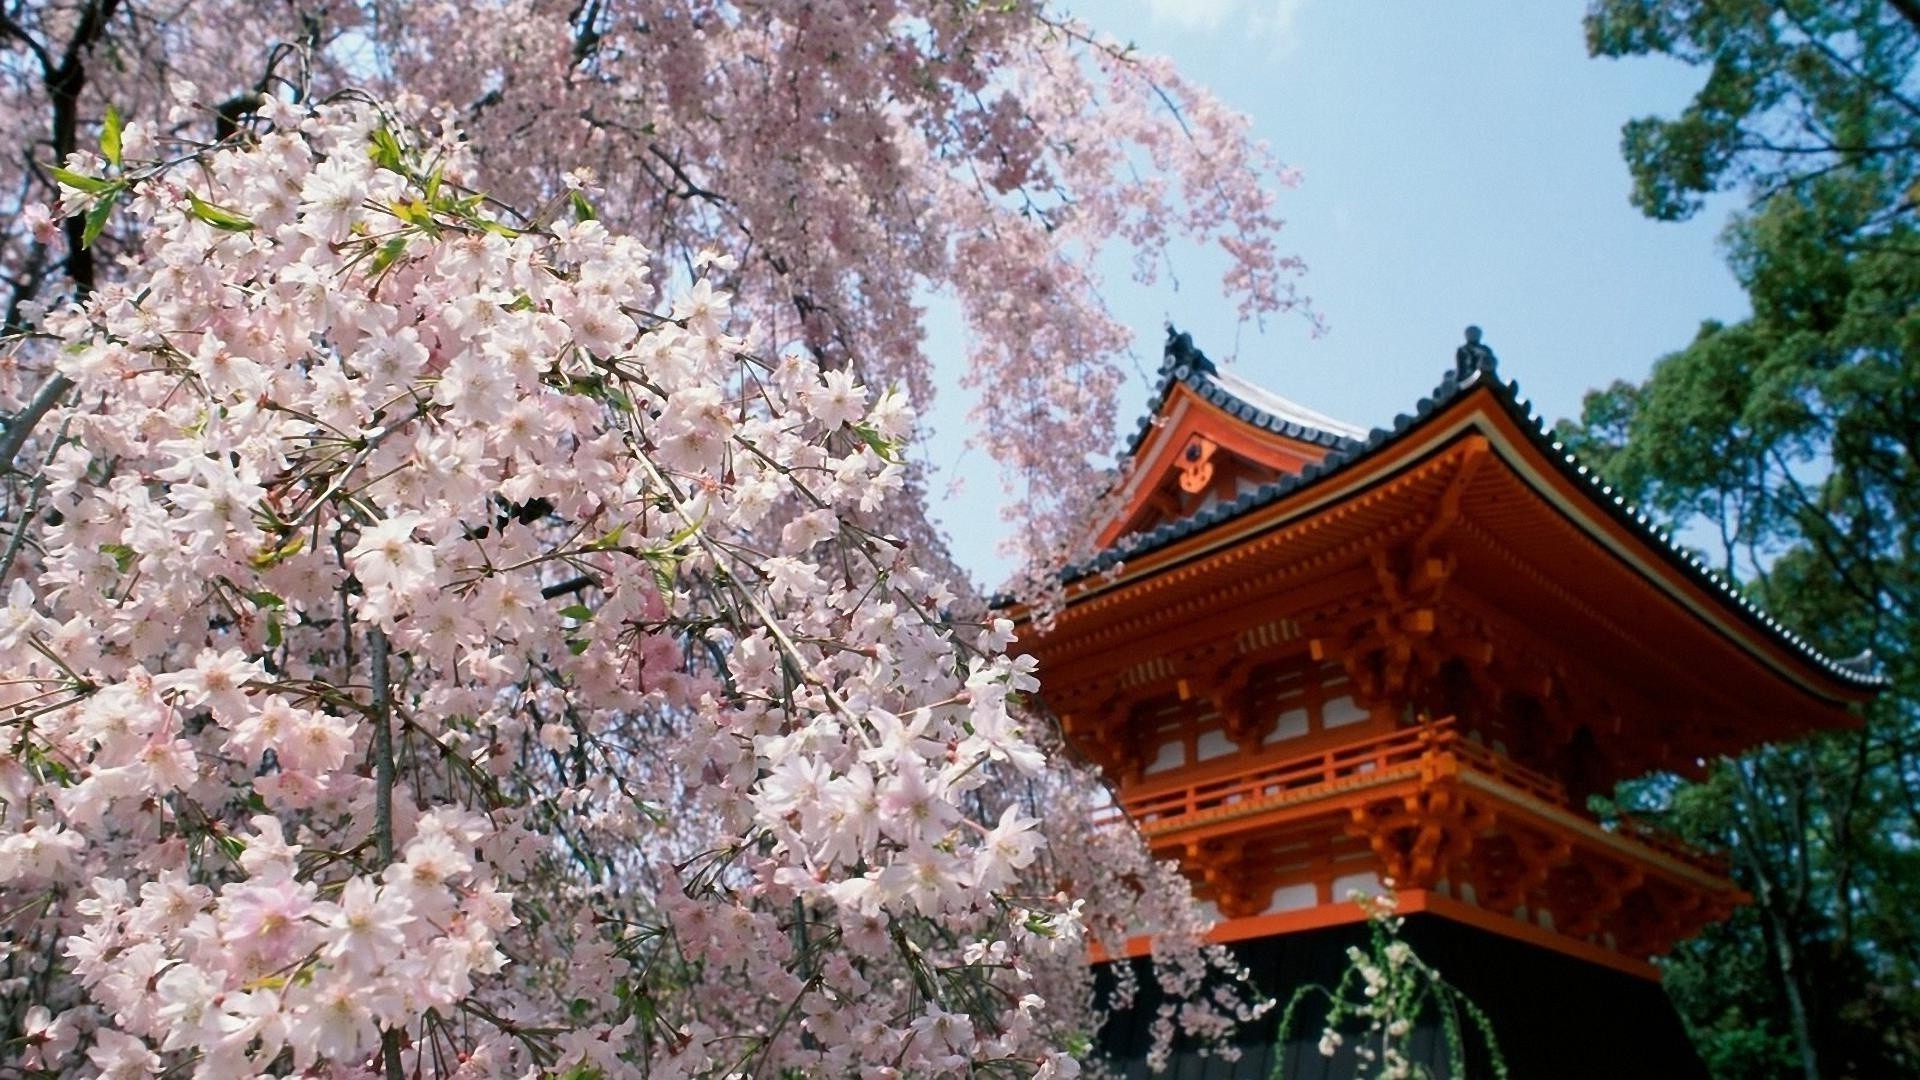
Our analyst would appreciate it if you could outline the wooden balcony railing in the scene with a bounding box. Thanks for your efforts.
[1616,814,1731,875]
[1099,716,1732,878]
[1447,733,1568,806]
[1117,717,1566,828]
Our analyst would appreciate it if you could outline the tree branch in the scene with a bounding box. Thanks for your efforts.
[1887,0,1920,35]
[0,11,57,78]
[0,371,73,471]
[1780,7,1920,124]
[368,625,405,1080]
[47,0,126,300]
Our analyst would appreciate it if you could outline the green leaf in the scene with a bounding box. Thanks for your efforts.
[644,552,677,595]
[369,235,410,275]
[558,604,594,622]
[583,523,627,551]
[100,105,124,167]
[187,192,256,232]
[81,191,119,248]
[570,190,597,222]
[566,637,591,656]
[265,613,283,650]
[368,126,406,174]
[851,421,902,464]
[99,543,135,572]
[48,165,115,195]
[250,534,306,569]
[623,981,660,1026]
[388,197,433,227]
[245,590,286,610]
[665,508,707,548]
[23,743,76,785]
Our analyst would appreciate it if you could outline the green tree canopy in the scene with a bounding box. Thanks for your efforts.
[1571,3,1920,1077]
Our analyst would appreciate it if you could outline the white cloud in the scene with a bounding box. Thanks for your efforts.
[1140,0,1308,45]
[1143,0,1240,30]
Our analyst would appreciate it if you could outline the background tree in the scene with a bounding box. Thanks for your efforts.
[1570,2,1920,1076]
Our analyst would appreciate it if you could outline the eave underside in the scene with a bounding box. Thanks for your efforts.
[1029,423,1864,782]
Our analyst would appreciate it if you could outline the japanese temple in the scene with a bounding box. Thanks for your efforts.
[1007,328,1884,1077]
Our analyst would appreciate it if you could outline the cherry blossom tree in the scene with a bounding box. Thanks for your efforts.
[0,3,1308,1075]
[3,1,1311,576]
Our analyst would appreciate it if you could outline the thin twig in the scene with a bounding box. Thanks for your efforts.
[368,625,405,1079]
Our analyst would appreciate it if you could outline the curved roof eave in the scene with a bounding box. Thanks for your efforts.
[1118,328,1369,460]
[1061,335,1887,694]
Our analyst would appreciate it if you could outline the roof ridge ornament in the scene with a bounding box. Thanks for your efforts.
[1835,648,1881,677]
[1039,322,1883,693]
[1455,325,1498,379]
[1163,323,1218,376]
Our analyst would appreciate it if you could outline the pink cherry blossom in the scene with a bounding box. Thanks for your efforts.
[0,9,1288,1071]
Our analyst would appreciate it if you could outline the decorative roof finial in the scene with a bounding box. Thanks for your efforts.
[1162,324,1216,376]
[1836,648,1881,677]
[1455,324,1497,378]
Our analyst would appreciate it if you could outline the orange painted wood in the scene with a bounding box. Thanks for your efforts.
[1027,376,1868,976]
[1091,889,1662,980]
[1094,383,1336,550]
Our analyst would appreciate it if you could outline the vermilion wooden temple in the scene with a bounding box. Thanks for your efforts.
[1011,329,1881,1077]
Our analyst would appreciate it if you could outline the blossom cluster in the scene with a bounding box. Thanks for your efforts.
[0,1,1315,593]
[0,97,1109,1076]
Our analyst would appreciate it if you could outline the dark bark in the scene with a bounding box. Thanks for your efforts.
[0,0,122,464]
[45,0,125,300]
[1890,0,1920,34]
[1730,760,1823,1080]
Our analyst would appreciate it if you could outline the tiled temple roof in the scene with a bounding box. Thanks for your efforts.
[1064,327,1887,690]
[1120,329,1367,457]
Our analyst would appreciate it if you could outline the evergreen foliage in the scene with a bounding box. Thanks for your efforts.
[1571,3,1920,1075]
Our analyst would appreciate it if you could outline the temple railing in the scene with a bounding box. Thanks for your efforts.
[1085,716,1741,959]
[1616,814,1730,876]
[1096,718,1731,877]
[1117,717,1568,827]
[1446,731,1568,806]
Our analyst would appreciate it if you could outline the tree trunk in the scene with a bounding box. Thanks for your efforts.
[1729,760,1822,1080]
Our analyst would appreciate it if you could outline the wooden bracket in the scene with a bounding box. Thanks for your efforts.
[1183,838,1269,918]
[1208,657,1264,751]
[1345,782,1491,890]
[1554,858,1645,939]
[1474,829,1572,913]
[1176,434,1219,494]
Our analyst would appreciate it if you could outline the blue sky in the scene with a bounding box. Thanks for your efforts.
[923,1,1749,587]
